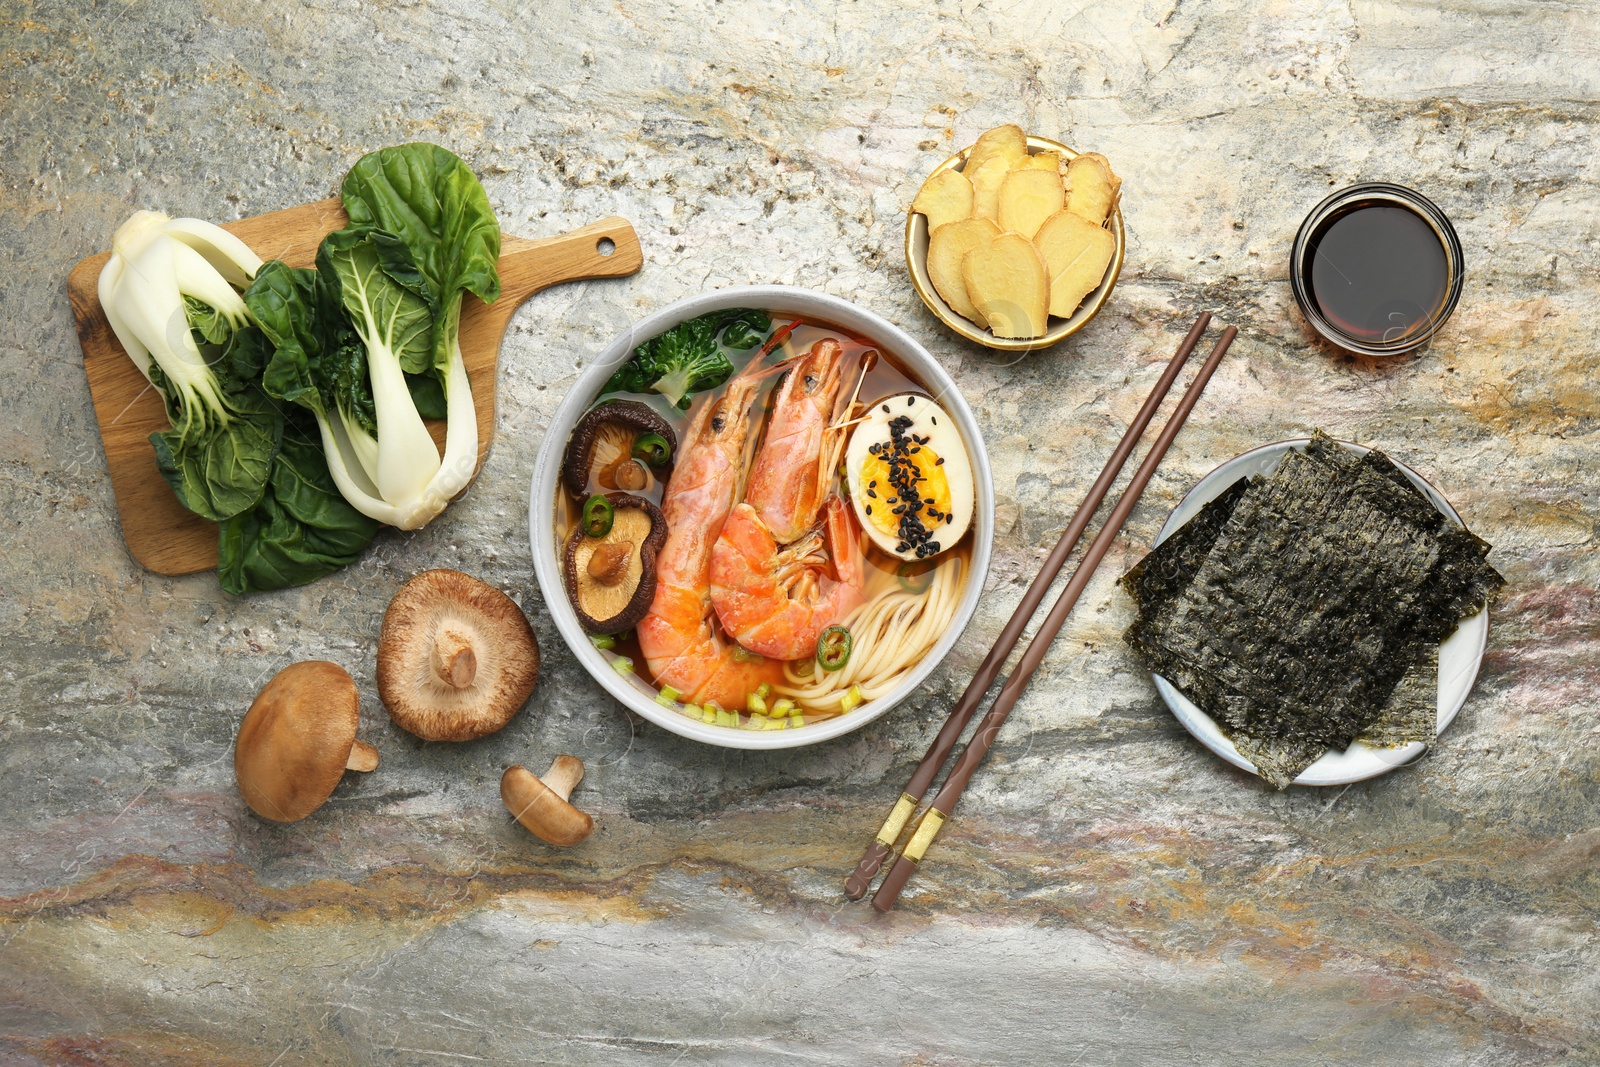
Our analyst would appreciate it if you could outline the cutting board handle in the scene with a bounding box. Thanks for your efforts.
[501,216,642,301]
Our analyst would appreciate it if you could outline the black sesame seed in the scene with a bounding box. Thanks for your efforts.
[882,404,890,413]
[935,457,945,465]
[865,505,872,515]
[868,480,877,488]
[907,397,914,407]
[867,489,876,498]
[931,416,937,425]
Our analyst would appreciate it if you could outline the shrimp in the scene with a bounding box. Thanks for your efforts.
[745,337,847,543]
[636,366,783,708]
[710,495,866,660]
[708,338,868,661]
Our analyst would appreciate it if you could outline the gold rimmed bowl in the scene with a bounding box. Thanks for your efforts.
[904,134,1125,353]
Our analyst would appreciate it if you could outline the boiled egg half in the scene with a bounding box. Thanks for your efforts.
[845,393,974,560]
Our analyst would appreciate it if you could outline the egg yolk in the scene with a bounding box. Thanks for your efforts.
[859,446,952,539]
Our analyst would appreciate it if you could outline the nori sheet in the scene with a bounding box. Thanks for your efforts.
[1121,478,1249,615]
[1122,433,1502,788]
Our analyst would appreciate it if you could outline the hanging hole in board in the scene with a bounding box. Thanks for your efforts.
[596,237,616,257]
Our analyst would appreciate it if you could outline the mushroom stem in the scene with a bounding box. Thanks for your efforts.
[346,740,380,772]
[612,459,649,492]
[432,630,478,688]
[541,754,585,801]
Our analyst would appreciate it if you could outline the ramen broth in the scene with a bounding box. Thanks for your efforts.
[556,315,973,726]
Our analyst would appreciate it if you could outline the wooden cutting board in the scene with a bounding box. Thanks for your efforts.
[67,200,642,576]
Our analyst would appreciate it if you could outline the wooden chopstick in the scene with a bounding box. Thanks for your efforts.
[842,314,1215,899]
[870,324,1238,912]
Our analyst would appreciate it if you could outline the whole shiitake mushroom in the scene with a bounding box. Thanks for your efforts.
[234,661,379,823]
[377,569,541,742]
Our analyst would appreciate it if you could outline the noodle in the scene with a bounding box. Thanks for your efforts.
[776,557,965,715]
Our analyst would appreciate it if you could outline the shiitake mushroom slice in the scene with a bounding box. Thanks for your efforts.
[563,493,668,634]
[561,401,677,498]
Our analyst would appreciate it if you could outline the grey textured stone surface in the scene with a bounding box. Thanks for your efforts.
[2,2,1597,1064]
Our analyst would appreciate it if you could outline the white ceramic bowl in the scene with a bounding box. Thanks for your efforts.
[1151,438,1490,786]
[528,286,994,749]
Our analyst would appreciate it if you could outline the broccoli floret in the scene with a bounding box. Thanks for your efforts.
[603,308,772,408]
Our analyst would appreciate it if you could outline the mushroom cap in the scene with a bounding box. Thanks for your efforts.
[501,757,594,846]
[561,400,677,498]
[376,569,541,741]
[564,493,668,635]
[235,661,364,823]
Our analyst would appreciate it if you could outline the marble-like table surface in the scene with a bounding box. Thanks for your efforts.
[3,2,1596,1064]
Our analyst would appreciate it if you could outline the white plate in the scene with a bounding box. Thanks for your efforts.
[1150,438,1489,786]
[528,286,994,749]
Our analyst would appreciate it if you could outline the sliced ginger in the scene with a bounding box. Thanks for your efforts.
[968,155,1012,221]
[962,232,1049,339]
[912,169,973,231]
[1035,209,1116,318]
[963,123,1027,175]
[1064,153,1120,226]
[997,168,1064,240]
[928,217,1001,327]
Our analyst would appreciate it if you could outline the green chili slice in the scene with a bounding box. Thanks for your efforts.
[582,494,615,538]
[632,432,673,467]
[896,558,936,594]
[817,625,852,672]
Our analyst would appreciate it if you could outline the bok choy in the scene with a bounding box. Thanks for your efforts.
[97,211,278,522]
[249,143,501,530]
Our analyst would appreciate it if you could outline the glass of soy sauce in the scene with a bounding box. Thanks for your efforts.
[1290,183,1464,357]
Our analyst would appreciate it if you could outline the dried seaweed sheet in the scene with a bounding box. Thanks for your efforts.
[1131,449,1443,743]
[1359,643,1439,750]
[1122,478,1249,616]
[1122,434,1501,788]
[1227,645,1439,786]
[1306,437,1504,640]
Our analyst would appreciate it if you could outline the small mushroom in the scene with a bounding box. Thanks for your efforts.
[501,756,594,846]
[377,569,541,741]
[564,493,668,634]
[561,400,677,498]
[234,661,379,823]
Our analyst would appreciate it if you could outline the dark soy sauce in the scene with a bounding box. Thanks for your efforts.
[1306,203,1449,345]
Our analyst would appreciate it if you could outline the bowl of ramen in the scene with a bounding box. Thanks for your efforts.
[529,286,994,748]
